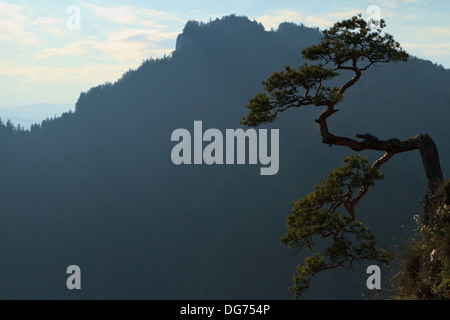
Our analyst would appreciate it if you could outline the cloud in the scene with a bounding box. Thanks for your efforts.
[303,15,334,29]
[83,3,183,26]
[375,0,399,8]
[403,42,450,57]
[257,10,341,30]
[372,0,421,9]
[403,14,417,20]
[401,26,450,40]
[35,28,177,64]
[83,4,137,24]
[0,1,32,34]
[0,59,136,85]
[421,26,450,38]
[0,1,66,40]
[0,1,32,21]
[398,26,450,62]
[109,28,179,42]
[328,9,362,19]
[257,10,303,30]
[32,17,64,26]
[43,3,181,64]
[35,41,98,58]
[0,1,179,100]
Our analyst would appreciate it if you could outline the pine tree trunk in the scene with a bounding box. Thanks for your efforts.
[417,134,444,224]
[316,106,445,223]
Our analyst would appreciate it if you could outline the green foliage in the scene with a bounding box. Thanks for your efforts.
[241,64,341,126]
[241,14,409,128]
[394,195,450,299]
[280,155,393,298]
[302,15,409,66]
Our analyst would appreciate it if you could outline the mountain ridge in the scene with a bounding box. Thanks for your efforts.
[0,15,449,300]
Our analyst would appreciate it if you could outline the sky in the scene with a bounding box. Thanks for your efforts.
[0,0,449,110]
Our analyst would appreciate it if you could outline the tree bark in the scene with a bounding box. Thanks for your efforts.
[417,134,444,224]
[316,105,444,223]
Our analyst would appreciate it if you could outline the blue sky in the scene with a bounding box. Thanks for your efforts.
[0,0,449,108]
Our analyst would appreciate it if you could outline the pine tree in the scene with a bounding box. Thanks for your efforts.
[242,14,445,297]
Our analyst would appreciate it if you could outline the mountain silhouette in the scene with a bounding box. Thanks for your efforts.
[0,103,74,130]
[0,15,449,299]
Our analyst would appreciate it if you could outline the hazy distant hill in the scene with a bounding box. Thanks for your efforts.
[0,103,73,129]
[0,15,449,300]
